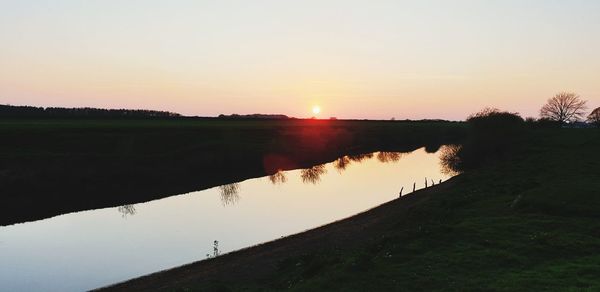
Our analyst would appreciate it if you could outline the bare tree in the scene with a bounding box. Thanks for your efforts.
[588,107,600,126]
[540,92,587,123]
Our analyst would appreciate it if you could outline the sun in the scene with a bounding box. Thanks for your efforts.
[312,105,321,115]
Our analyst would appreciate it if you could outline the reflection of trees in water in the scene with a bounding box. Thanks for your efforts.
[377,152,403,163]
[219,183,240,206]
[268,170,287,185]
[334,156,351,172]
[118,204,136,218]
[301,164,327,184]
[439,144,463,176]
[348,153,373,162]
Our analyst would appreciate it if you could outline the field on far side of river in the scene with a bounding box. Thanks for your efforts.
[0,118,466,225]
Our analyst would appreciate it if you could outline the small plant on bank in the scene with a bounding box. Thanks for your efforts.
[206,240,221,259]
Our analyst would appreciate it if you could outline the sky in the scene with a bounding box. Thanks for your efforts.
[1,0,599,120]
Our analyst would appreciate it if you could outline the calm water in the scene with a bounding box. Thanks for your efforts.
[0,148,452,291]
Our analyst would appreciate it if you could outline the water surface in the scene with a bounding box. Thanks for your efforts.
[0,148,452,291]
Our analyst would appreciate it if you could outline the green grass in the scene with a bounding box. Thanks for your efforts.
[181,129,600,291]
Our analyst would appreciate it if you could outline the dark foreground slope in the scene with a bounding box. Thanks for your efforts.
[101,129,600,291]
[0,119,465,226]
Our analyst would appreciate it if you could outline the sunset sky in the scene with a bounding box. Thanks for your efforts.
[1,0,599,120]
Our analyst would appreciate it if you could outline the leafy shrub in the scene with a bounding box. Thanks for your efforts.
[456,108,526,170]
[467,107,524,130]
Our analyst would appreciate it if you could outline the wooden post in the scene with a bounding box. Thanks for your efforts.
[413,182,416,192]
[399,187,404,197]
[425,177,428,188]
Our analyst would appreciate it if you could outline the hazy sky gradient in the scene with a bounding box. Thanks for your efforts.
[1,0,599,119]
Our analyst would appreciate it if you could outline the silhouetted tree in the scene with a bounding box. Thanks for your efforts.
[457,108,525,170]
[540,92,587,123]
[467,107,524,128]
[588,107,600,126]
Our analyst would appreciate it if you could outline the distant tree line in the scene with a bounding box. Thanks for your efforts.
[0,104,181,118]
[217,113,291,120]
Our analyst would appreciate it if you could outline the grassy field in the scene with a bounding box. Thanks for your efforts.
[102,128,600,291]
[0,118,466,225]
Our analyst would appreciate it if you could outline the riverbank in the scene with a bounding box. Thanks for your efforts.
[0,119,465,226]
[100,128,600,291]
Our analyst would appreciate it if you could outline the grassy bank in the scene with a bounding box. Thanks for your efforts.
[101,128,600,291]
[0,119,465,225]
